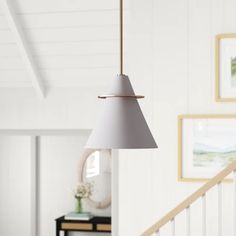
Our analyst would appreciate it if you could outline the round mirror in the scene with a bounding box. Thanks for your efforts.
[78,149,111,209]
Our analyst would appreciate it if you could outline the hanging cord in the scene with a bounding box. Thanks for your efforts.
[98,0,145,99]
[120,0,123,75]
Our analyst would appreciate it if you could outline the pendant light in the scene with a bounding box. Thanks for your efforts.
[86,0,157,149]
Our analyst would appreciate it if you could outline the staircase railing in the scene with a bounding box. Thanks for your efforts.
[141,160,236,236]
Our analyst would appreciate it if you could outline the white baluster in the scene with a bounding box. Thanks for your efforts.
[156,230,160,236]
[202,194,206,236]
[171,218,175,236]
[218,182,222,236]
[186,206,190,236]
[234,171,236,236]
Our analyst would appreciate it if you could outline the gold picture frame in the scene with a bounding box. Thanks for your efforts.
[215,34,236,102]
[178,114,236,182]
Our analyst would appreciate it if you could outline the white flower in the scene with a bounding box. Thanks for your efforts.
[75,182,92,199]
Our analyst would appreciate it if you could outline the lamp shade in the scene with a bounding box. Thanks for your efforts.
[86,74,157,149]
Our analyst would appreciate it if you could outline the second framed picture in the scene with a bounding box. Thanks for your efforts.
[216,34,236,102]
[178,114,236,182]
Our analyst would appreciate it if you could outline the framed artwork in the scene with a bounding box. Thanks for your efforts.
[215,34,236,102]
[178,114,236,182]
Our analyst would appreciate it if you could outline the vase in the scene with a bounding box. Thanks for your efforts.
[75,197,82,213]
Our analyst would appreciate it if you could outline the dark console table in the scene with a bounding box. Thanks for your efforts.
[55,216,111,235]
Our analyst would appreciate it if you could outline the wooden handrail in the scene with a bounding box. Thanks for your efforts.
[141,160,236,236]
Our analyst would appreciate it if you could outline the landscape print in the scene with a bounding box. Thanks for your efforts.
[231,56,236,87]
[193,142,236,168]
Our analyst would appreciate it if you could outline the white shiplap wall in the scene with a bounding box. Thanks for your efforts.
[118,0,236,235]
[0,0,125,88]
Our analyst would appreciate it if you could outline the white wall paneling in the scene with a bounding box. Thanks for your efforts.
[0,11,119,30]
[0,0,45,99]
[0,69,115,87]
[0,0,124,89]
[0,130,113,236]
[112,150,119,236]
[0,41,118,57]
[0,0,119,15]
[0,27,119,44]
[30,136,39,236]
[0,55,118,70]
[120,0,236,235]
[0,135,31,236]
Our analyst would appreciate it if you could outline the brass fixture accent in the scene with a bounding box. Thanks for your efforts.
[98,95,145,99]
[98,0,144,100]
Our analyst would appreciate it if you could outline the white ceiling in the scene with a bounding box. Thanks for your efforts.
[0,0,125,89]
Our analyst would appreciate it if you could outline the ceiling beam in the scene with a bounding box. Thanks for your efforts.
[0,0,45,99]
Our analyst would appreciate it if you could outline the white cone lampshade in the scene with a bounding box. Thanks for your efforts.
[86,74,157,149]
